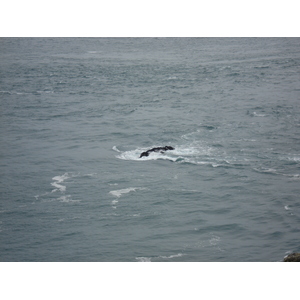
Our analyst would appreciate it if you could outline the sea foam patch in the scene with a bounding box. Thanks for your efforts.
[51,173,70,192]
[136,253,184,262]
[57,195,80,203]
[159,253,184,259]
[114,144,202,162]
[135,257,151,262]
[34,172,86,204]
[109,187,146,198]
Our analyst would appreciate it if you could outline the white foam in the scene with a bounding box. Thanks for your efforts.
[112,146,121,152]
[115,143,217,166]
[284,205,291,210]
[83,173,97,177]
[131,213,140,217]
[209,235,221,246]
[52,173,70,183]
[138,152,178,162]
[109,187,146,198]
[0,90,12,94]
[51,182,66,192]
[159,253,183,259]
[36,90,54,94]
[51,173,70,192]
[57,195,80,203]
[173,145,209,156]
[287,156,300,162]
[135,257,151,262]
[116,145,201,162]
[253,167,277,174]
[116,148,146,161]
[253,112,266,117]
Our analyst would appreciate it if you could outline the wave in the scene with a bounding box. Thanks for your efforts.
[113,143,214,164]
[135,253,184,262]
[109,187,146,198]
[135,257,152,262]
[112,146,121,152]
[0,90,54,95]
[113,144,250,172]
[51,173,70,193]
[286,156,300,162]
[109,186,147,208]
[35,172,96,204]
[159,253,184,259]
[252,112,266,117]
[57,195,80,203]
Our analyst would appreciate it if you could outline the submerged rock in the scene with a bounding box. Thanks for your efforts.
[284,253,300,262]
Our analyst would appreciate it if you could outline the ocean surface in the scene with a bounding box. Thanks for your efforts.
[1,38,300,262]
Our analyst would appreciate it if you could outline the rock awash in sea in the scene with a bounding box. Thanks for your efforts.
[283,253,300,262]
[139,146,175,158]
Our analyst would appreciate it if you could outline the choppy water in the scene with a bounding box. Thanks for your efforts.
[1,38,300,261]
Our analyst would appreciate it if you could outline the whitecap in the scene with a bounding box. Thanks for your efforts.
[51,173,70,192]
[52,173,70,183]
[51,181,66,192]
[83,173,97,177]
[209,235,221,246]
[253,167,277,174]
[116,148,176,161]
[253,112,266,117]
[112,146,121,152]
[116,148,145,161]
[116,143,217,166]
[173,145,210,157]
[0,90,12,94]
[287,156,300,162]
[159,253,183,259]
[57,195,80,203]
[135,257,151,262]
[138,152,178,162]
[109,187,146,198]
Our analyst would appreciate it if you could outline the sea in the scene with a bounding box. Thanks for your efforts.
[1,37,300,262]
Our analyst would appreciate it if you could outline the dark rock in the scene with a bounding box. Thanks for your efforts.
[284,253,300,262]
[139,146,175,158]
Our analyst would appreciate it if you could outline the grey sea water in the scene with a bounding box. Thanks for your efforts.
[1,38,300,262]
